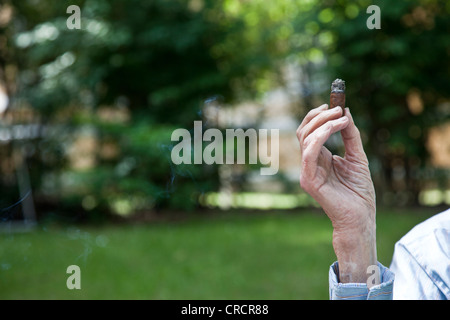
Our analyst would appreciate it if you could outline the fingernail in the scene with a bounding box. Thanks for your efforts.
[345,108,353,118]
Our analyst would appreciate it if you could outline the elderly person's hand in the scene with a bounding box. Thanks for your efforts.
[296,104,377,284]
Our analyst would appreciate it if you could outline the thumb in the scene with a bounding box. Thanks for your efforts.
[340,108,368,162]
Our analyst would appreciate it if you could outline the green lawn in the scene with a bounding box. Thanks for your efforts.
[0,208,437,299]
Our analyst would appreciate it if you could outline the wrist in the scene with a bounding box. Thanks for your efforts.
[332,222,377,283]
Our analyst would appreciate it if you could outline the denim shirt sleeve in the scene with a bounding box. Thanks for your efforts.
[329,261,395,300]
[389,209,450,299]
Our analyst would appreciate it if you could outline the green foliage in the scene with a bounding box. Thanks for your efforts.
[8,0,237,217]
[6,0,314,218]
[14,0,229,123]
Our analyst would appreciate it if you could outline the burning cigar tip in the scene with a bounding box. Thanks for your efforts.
[331,78,345,92]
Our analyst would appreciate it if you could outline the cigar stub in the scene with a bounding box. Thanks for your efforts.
[330,78,345,113]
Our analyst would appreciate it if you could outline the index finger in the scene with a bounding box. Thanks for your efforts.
[296,104,329,135]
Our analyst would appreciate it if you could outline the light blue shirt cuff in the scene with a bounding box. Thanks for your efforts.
[329,261,395,300]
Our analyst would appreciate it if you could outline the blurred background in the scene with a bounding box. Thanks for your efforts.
[0,0,449,299]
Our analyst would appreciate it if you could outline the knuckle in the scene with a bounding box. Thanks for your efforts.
[326,122,334,132]
[303,135,314,149]
[297,129,307,145]
[299,174,310,190]
[296,128,302,140]
[323,123,334,136]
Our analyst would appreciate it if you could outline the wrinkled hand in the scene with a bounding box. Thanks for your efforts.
[296,104,377,284]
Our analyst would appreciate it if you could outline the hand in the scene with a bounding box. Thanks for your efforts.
[296,104,377,284]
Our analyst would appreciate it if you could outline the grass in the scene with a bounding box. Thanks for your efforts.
[0,208,437,300]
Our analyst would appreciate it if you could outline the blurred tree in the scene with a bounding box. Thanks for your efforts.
[4,0,302,219]
[5,0,235,218]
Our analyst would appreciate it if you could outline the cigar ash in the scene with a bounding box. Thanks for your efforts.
[330,79,346,112]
